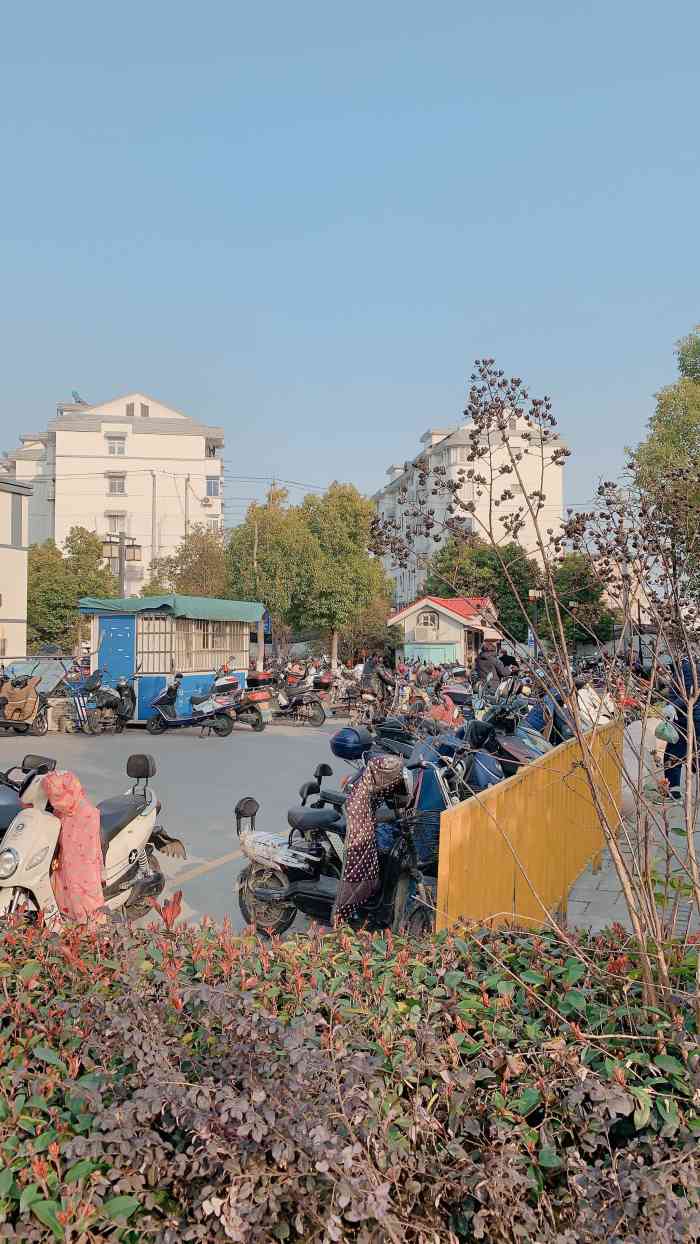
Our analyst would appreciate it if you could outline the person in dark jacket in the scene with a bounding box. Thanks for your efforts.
[361,651,395,710]
[664,657,700,800]
[474,641,509,684]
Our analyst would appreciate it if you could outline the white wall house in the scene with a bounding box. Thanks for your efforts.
[374,422,565,606]
[0,477,32,657]
[389,595,501,667]
[4,393,224,594]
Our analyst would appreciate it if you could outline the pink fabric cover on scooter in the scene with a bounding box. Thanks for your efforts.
[43,771,104,922]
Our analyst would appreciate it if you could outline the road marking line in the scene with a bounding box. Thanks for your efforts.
[172,848,243,884]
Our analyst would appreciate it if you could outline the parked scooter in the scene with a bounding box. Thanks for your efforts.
[88,673,137,733]
[0,668,48,736]
[146,673,236,736]
[0,753,186,924]
[271,668,326,727]
[235,747,417,935]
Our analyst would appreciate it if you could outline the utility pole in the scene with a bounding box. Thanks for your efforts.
[118,532,126,597]
[184,474,190,539]
[150,471,158,565]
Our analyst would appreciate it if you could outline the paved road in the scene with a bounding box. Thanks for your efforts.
[0,721,347,927]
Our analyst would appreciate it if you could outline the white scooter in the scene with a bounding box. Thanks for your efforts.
[0,753,186,926]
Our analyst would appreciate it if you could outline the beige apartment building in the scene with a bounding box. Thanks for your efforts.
[4,393,224,594]
[374,420,565,606]
[0,477,32,657]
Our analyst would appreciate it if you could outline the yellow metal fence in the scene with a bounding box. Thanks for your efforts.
[435,722,624,930]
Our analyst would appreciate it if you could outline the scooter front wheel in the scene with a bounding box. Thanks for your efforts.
[237,864,297,935]
[212,713,234,737]
[146,716,167,735]
[307,701,326,727]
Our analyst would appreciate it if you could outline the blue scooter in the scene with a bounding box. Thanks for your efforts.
[146,673,234,737]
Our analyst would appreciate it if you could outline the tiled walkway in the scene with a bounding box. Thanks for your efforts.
[566,722,698,936]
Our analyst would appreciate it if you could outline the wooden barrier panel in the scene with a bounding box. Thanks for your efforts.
[436,722,623,930]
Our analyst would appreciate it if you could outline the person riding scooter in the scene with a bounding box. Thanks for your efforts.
[361,650,395,714]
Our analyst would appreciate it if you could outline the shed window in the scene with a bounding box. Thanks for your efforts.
[417,610,439,629]
[126,402,135,417]
[140,403,150,418]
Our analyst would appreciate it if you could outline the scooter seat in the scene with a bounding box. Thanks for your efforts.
[97,794,146,857]
[190,693,210,706]
[287,806,341,833]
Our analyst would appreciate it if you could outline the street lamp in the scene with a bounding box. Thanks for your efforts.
[102,534,142,596]
[568,600,578,664]
[528,589,544,658]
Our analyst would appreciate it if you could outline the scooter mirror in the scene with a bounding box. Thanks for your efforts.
[314,763,333,780]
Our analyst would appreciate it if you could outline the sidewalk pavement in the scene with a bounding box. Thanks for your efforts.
[566,720,698,936]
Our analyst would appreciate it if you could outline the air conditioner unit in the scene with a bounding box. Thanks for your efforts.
[201,497,212,507]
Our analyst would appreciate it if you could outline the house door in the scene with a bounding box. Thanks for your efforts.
[97,616,136,686]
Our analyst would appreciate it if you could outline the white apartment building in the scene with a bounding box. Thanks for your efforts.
[4,393,224,593]
[374,422,565,606]
[0,476,32,657]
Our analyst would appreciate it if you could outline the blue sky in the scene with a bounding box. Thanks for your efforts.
[1,0,698,525]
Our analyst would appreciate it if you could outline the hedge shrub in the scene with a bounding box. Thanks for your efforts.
[0,917,697,1242]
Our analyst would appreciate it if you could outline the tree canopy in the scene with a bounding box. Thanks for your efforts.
[143,524,228,598]
[27,527,117,651]
[423,536,541,641]
[226,484,392,661]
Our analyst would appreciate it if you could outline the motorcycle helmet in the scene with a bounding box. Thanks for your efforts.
[330,726,372,761]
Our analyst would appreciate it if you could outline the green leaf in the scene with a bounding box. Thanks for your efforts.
[19,959,42,982]
[444,971,465,988]
[538,1145,562,1169]
[31,1199,64,1240]
[19,1182,41,1213]
[562,958,586,985]
[631,1087,651,1129]
[497,980,515,996]
[653,1054,686,1077]
[520,970,546,986]
[65,1159,99,1183]
[457,995,483,1013]
[511,1087,541,1116]
[0,1168,14,1197]
[101,1194,141,1221]
[562,989,587,1013]
[33,1046,68,1074]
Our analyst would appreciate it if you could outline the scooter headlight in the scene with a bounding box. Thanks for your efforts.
[0,848,19,879]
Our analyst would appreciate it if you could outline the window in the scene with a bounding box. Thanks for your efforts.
[126,402,135,417]
[140,403,149,418]
[105,512,126,534]
[106,436,126,456]
[0,639,5,658]
[206,476,220,497]
[207,518,222,532]
[10,495,22,548]
[417,610,439,629]
[206,442,217,458]
[108,475,126,496]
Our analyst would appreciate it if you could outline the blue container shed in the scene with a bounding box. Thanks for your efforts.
[78,593,264,722]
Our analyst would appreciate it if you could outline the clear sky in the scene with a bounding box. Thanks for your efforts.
[1,1,698,526]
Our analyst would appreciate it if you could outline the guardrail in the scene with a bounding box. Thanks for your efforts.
[435,721,623,930]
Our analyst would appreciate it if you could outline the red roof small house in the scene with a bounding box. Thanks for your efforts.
[388,595,501,667]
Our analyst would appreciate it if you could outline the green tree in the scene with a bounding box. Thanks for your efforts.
[549,552,615,648]
[423,536,540,642]
[143,524,228,597]
[226,489,317,636]
[27,527,117,651]
[632,325,700,496]
[298,484,386,666]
